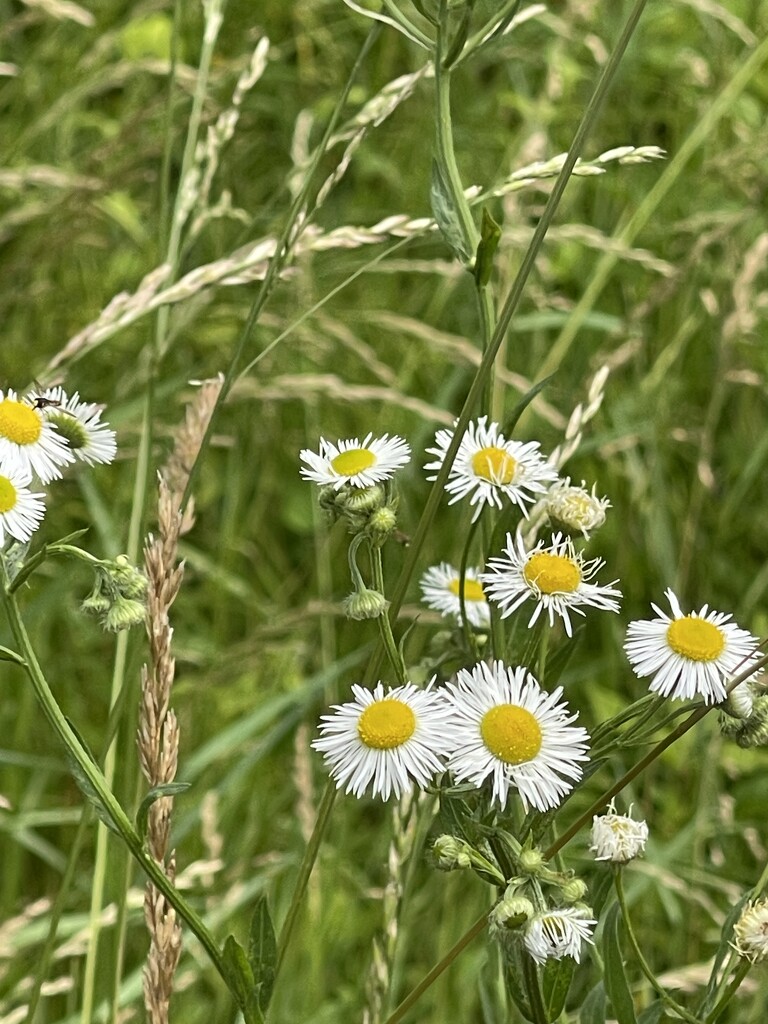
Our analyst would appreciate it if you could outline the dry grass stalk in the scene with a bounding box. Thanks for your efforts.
[138,375,224,1024]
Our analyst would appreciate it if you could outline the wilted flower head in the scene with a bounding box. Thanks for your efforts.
[544,477,609,538]
[733,898,768,963]
[523,907,596,964]
[591,801,649,863]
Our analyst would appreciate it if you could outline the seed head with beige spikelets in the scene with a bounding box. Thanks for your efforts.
[138,375,224,1024]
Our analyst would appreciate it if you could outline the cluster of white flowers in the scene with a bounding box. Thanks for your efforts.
[312,660,590,812]
[0,387,116,548]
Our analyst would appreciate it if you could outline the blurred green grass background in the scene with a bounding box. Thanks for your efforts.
[1,0,768,1020]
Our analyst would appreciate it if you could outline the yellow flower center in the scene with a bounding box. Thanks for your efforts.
[471,445,516,484]
[523,552,582,594]
[480,704,542,764]
[0,399,42,447]
[357,698,416,750]
[331,447,376,477]
[0,476,17,513]
[448,577,486,602]
[666,616,725,662]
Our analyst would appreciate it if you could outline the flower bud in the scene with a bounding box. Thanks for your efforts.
[342,588,388,621]
[432,835,472,870]
[104,595,147,632]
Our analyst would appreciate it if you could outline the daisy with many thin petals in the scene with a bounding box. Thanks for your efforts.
[420,562,490,629]
[0,389,74,483]
[424,416,557,523]
[624,588,760,704]
[312,680,453,801]
[524,907,596,964]
[300,433,411,490]
[33,387,117,466]
[480,532,621,638]
[0,465,46,545]
[442,661,590,812]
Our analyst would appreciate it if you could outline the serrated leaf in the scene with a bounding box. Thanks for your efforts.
[474,207,501,286]
[602,903,637,1024]
[249,896,277,1014]
[64,718,119,835]
[431,158,472,263]
[542,954,575,1022]
[580,981,606,1024]
[136,782,191,843]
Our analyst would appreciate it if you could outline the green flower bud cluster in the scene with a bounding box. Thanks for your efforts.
[81,554,148,632]
[318,483,400,544]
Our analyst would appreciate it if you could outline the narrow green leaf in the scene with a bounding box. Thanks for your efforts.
[222,934,263,1022]
[430,158,472,263]
[442,0,476,69]
[637,1002,665,1024]
[580,981,606,1024]
[503,946,533,1022]
[504,372,556,434]
[602,903,637,1024]
[542,954,575,1022]
[136,782,191,843]
[249,896,277,1014]
[63,718,119,835]
[0,645,25,665]
[473,207,502,286]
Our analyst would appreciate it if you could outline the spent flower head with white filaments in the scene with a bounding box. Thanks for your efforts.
[733,898,768,963]
[420,562,490,629]
[624,588,760,704]
[544,477,610,539]
[591,801,649,863]
[524,907,596,965]
[300,433,411,490]
[481,532,621,638]
[0,389,74,483]
[442,661,590,812]
[424,416,557,523]
[312,681,454,801]
[0,464,46,546]
[35,387,117,466]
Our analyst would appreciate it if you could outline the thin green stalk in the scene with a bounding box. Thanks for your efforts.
[0,570,237,1010]
[531,31,768,389]
[375,0,651,682]
[383,912,488,1024]
[613,868,701,1024]
[371,545,408,685]
[522,950,548,1024]
[273,779,338,983]
[704,962,750,1024]
[179,22,383,516]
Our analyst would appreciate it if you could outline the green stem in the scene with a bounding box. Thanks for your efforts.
[0,568,237,1009]
[705,962,750,1024]
[613,868,701,1024]
[382,911,488,1024]
[522,951,548,1024]
[371,544,407,684]
[273,779,337,982]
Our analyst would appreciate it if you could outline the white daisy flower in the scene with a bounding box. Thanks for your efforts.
[311,680,453,801]
[480,532,621,638]
[624,588,760,704]
[420,562,490,629]
[300,433,411,490]
[442,661,590,812]
[424,416,557,523]
[544,477,610,538]
[733,898,768,963]
[0,389,74,483]
[33,387,117,466]
[524,907,596,964]
[590,801,649,862]
[0,465,46,545]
